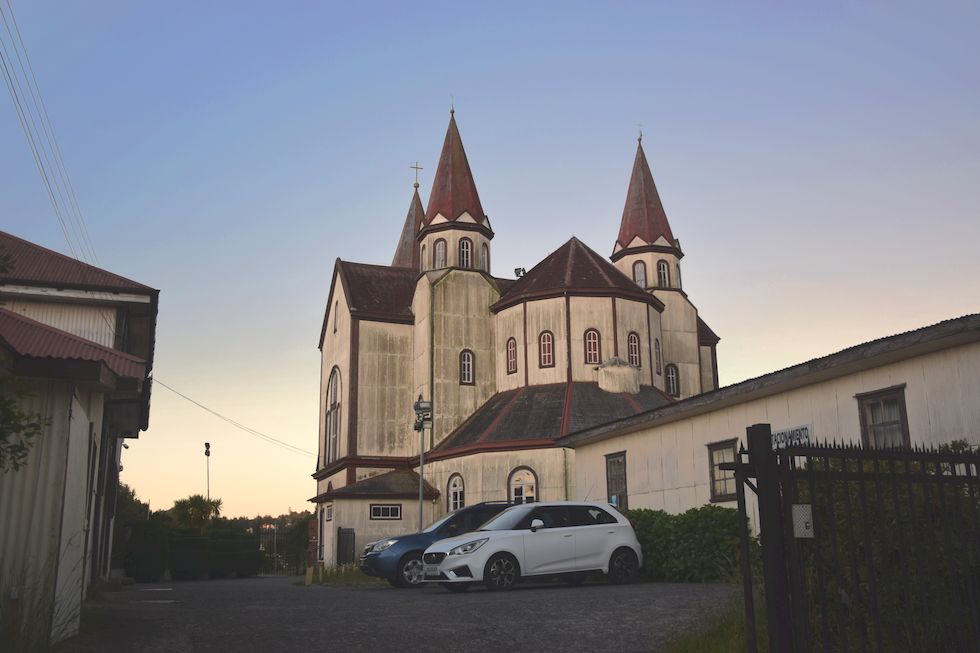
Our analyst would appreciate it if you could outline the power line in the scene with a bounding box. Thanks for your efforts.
[155,379,315,458]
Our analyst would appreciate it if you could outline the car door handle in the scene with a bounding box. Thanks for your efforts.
[607,530,615,534]
[563,534,573,538]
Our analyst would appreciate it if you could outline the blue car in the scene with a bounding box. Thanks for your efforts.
[360,502,511,588]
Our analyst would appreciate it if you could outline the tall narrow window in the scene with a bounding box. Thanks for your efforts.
[584,329,601,365]
[325,368,341,463]
[481,243,490,272]
[448,474,465,511]
[657,260,670,288]
[708,440,738,502]
[857,386,910,448]
[459,238,473,268]
[509,467,537,504]
[333,301,338,333]
[434,239,447,268]
[538,331,554,368]
[605,452,628,510]
[655,339,662,375]
[459,350,474,385]
[506,337,518,374]
[632,261,647,287]
[665,364,679,397]
[627,332,641,367]
[675,264,682,289]
[420,245,427,271]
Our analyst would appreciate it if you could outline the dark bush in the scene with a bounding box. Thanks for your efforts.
[124,519,169,583]
[169,530,208,580]
[624,505,743,583]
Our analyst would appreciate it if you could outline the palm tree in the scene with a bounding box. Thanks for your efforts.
[171,494,222,531]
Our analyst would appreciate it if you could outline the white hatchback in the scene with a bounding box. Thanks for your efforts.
[421,501,642,591]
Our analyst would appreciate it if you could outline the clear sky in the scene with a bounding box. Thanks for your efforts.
[3,1,979,517]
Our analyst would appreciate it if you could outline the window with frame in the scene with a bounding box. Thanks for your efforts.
[370,504,401,520]
[657,260,670,288]
[506,337,518,374]
[632,260,647,287]
[324,503,333,521]
[509,467,537,504]
[857,385,910,448]
[627,332,641,367]
[459,349,474,385]
[665,364,679,397]
[434,239,447,268]
[605,452,628,510]
[448,474,465,512]
[538,331,554,368]
[655,339,662,375]
[675,264,682,289]
[420,245,427,271]
[584,329,601,365]
[333,301,339,333]
[459,238,473,268]
[481,243,490,272]
[708,439,738,502]
[325,368,341,463]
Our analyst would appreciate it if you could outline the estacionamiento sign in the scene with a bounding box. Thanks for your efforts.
[772,424,812,449]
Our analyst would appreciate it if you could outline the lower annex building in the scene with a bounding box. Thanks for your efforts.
[310,113,721,565]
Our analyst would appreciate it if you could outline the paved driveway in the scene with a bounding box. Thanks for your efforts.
[58,576,735,653]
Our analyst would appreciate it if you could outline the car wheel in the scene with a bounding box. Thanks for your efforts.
[441,582,471,593]
[483,553,519,591]
[607,548,639,584]
[395,552,425,589]
[563,572,588,586]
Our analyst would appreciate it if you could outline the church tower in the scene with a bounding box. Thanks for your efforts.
[391,182,425,270]
[612,136,715,399]
[417,110,494,273]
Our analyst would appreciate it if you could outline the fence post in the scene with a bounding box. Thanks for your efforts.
[747,423,795,653]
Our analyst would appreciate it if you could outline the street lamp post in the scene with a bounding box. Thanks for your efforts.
[413,396,433,533]
[204,442,211,502]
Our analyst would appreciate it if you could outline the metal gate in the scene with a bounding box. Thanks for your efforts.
[337,527,356,566]
[728,423,980,653]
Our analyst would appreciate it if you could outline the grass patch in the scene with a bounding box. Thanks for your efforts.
[312,565,387,587]
[664,594,768,653]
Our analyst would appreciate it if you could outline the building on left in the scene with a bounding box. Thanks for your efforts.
[0,230,158,645]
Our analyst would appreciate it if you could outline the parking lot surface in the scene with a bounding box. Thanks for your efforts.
[58,575,736,653]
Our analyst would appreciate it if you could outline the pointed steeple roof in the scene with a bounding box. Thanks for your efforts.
[615,139,677,252]
[391,185,425,269]
[423,111,488,228]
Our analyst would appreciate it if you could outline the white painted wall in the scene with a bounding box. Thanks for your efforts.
[3,300,116,348]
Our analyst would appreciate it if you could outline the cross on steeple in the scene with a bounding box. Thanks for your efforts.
[411,161,423,188]
[637,123,643,143]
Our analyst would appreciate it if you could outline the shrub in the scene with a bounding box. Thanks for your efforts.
[624,505,743,583]
[169,530,208,580]
[124,520,169,583]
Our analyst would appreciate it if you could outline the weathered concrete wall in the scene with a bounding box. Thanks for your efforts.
[652,290,701,398]
[419,230,491,272]
[494,304,524,391]
[324,498,439,566]
[568,296,616,382]
[699,345,717,392]
[318,276,352,465]
[525,297,568,386]
[355,321,415,457]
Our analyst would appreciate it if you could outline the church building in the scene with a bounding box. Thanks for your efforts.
[310,112,720,565]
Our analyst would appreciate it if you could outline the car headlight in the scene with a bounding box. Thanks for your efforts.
[371,539,398,552]
[448,538,489,556]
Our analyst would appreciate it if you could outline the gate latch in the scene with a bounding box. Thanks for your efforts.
[792,504,815,538]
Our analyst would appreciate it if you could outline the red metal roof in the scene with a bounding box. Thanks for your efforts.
[391,187,425,270]
[492,237,663,312]
[0,307,146,379]
[309,468,439,503]
[0,230,155,293]
[697,316,721,345]
[423,112,488,226]
[616,141,677,251]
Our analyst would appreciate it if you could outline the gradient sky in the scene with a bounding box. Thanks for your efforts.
[3,1,979,517]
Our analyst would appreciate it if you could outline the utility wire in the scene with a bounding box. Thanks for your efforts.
[155,379,316,458]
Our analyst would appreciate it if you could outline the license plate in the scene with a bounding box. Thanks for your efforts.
[424,564,440,578]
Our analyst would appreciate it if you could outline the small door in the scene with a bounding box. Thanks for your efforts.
[521,507,576,575]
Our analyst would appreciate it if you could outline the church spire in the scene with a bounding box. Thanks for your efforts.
[423,111,488,228]
[391,183,425,269]
[615,138,677,252]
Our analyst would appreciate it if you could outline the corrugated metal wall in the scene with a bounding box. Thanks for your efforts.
[3,300,116,348]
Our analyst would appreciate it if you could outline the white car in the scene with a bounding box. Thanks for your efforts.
[421,501,642,591]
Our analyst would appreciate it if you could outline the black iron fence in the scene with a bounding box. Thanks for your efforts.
[727,424,980,653]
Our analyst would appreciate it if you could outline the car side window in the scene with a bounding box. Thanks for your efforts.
[519,506,572,529]
[567,505,618,527]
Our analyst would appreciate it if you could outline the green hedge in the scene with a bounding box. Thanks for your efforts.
[167,528,262,580]
[624,505,743,582]
[123,520,169,583]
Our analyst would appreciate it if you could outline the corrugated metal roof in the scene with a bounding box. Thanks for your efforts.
[0,230,154,293]
[309,468,438,502]
[0,308,146,379]
[339,261,417,319]
[423,112,487,225]
[697,316,720,344]
[616,140,677,250]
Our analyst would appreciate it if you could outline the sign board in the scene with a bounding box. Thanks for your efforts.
[413,400,433,414]
[772,424,812,449]
[792,504,814,538]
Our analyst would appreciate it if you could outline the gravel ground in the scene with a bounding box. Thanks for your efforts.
[56,575,736,653]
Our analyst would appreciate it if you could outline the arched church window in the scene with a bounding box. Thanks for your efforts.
[434,239,447,269]
[448,474,465,511]
[539,331,554,368]
[657,260,670,288]
[675,264,682,289]
[665,364,680,397]
[420,245,427,271]
[627,332,641,367]
[459,350,474,385]
[506,337,518,374]
[584,329,601,365]
[509,467,538,504]
[459,238,473,269]
[325,367,341,463]
[655,339,662,375]
[632,261,647,287]
[481,243,490,272]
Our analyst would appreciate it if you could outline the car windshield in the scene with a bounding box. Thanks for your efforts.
[422,511,457,533]
[478,505,533,531]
